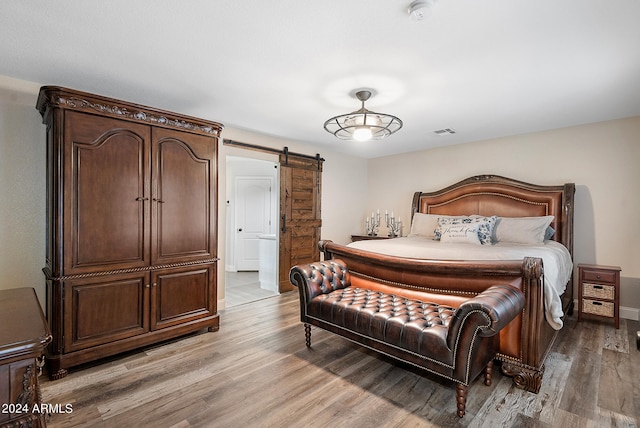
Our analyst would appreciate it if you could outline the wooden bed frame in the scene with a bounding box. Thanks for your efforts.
[321,175,575,393]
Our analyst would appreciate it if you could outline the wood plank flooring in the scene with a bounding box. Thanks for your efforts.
[40,291,640,428]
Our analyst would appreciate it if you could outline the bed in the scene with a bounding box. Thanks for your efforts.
[320,175,575,393]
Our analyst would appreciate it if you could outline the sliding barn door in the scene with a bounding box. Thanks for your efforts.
[278,153,323,292]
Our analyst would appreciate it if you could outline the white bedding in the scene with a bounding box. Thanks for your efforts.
[347,236,573,330]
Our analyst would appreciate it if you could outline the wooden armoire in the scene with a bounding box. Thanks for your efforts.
[36,87,222,380]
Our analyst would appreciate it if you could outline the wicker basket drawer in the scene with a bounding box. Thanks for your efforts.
[582,283,615,300]
[582,299,614,318]
[582,269,616,283]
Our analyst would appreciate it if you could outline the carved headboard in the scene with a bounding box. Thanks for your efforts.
[411,175,575,256]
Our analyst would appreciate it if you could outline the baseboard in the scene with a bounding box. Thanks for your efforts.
[572,299,639,321]
[620,306,640,321]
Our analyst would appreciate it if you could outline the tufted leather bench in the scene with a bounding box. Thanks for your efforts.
[290,259,525,417]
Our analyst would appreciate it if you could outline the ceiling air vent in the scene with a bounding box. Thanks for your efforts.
[433,128,456,136]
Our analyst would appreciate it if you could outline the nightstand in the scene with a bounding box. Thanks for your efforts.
[577,264,621,329]
[350,235,391,242]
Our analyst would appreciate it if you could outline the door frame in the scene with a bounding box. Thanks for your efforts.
[223,141,324,299]
[234,175,274,271]
[225,155,279,273]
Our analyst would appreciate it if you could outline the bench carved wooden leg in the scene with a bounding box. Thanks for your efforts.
[304,323,311,347]
[484,359,494,386]
[456,383,468,417]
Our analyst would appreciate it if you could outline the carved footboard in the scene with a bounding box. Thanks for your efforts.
[320,240,558,393]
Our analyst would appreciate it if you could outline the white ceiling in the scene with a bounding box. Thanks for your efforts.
[2,0,640,159]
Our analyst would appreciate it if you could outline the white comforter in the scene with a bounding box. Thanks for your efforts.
[347,237,573,330]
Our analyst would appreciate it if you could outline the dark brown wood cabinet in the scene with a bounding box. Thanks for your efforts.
[0,288,52,428]
[37,87,222,379]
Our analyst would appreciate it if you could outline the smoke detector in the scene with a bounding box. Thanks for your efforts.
[408,0,437,21]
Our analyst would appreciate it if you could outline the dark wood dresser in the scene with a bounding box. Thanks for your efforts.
[37,86,222,379]
[0,288,52,428]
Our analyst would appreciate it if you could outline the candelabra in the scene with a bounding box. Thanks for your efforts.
[385,211,402,237]
[365,210,380,236]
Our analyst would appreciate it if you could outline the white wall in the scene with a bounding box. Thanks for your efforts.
[218,128,368,307]
[367,116,640,313]
[0,77,46,306]
[7,72,635,315]
[0,75,369,312]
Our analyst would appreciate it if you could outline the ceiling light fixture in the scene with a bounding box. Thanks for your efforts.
[323,90,403,142]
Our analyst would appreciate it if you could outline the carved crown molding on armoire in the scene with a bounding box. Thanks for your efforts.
[36,86,223,137]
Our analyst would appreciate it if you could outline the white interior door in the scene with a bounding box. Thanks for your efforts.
[235,177,272,271]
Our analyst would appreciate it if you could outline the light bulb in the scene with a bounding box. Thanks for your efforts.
[353,127,373,141]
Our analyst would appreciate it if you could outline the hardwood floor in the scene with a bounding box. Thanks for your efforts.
[40,292,640,428]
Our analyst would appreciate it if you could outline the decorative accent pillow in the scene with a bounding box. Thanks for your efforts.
[439,222,482,245]
[544,226,556,240]
[493,216,554,244]
[434,215,497,245]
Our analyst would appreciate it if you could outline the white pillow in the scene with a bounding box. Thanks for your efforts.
[408,213,467,238]
[439,222,482,245]
[408,213,439,238]
[493,216,554,244]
